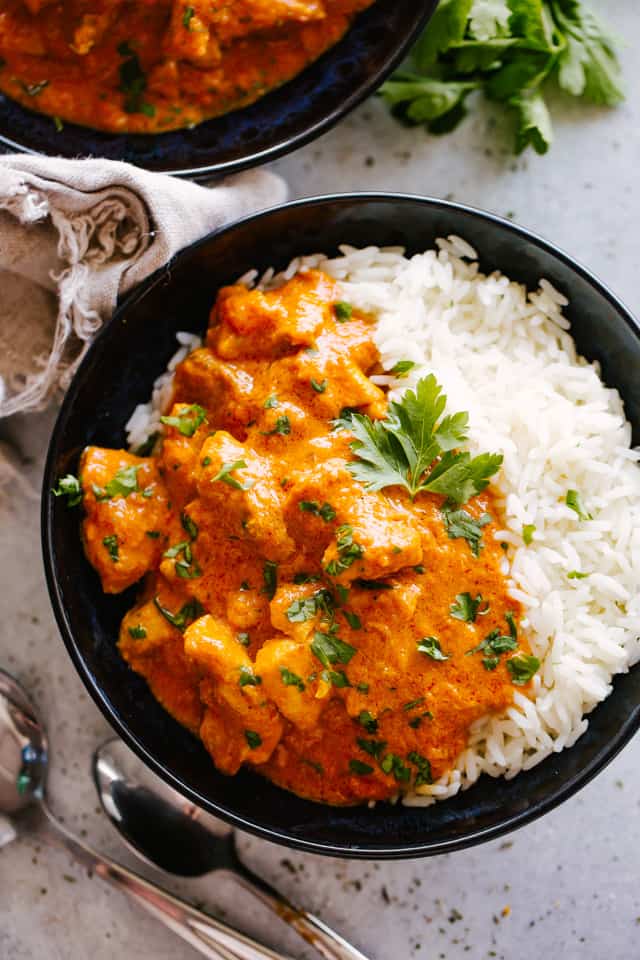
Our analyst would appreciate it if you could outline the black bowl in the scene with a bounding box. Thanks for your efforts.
[42,195,640,858]
[0,3,435,179]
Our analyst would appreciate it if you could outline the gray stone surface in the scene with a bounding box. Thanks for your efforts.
[1,3,638,958]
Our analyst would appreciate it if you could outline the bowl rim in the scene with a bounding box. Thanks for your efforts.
[42,192,640,858]
[0,4,436,179]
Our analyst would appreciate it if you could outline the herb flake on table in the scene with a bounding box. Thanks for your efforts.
[380,0,624,155]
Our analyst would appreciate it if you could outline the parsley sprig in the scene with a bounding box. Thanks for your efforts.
[347,375,502,503]
[380,0,623,155]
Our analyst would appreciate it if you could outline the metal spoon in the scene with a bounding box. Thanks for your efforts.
[0,668,291,960]
[94,737,372,960]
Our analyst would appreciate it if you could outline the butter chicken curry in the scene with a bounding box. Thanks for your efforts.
[62,269,538,805]
[0,0,375,133]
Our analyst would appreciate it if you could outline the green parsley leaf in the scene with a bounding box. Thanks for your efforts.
[212,460,254,491]
[239,666,261,687]
[325,670,351,688]
[417,636,449,661]
[93,464,141,501]
[566,489,592,520]
[506,653,540,685]
[102,535,119,562]
[482,655,500,671]
[286,596,319,623]
[441,504,492,556]
[181,512,198,540]
[280,667,305,691]
[380,753,411,783]
[263,395,279,409]
[52,474,82,507]
[310,378,328,393]
[261,416,291,436]
[325,524,364,576]
[245,730,262,749]
[408,751,433,787]
[160,404,207,437]
[450,592,488,622]
[379,0,623,155]
[153,597,204,631]
[128,624,147,639]
[182,5,195,28]
[356,681,370,694]
[343,610,362,630]
[299,500,336,522]
[334,301,353,322]
[348,375,502,504]
[357,710,378,733]
[390,360,416,378]
[522,523,536,545]
[349,759,374,775]
[262,561,278,600]
[357,738,387,758]
[311,630,357,668]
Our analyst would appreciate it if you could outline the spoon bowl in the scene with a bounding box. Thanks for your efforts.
[0,669,48,815]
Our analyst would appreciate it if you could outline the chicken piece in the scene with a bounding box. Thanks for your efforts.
[185,615,283,772]
[172,348,257,432]
[195,431,294,560]
[226,587,264,630]
[118,580,203,733]
[157,401,210,503]
[71,13,115,55]
[269,582,326,643]
[207,271,338,360]
[81,447,170,594]
[255,638,327,731]
[164,0,221,64]
[284,459,423,581]
[205,0,326,45]
[21,0,57,14]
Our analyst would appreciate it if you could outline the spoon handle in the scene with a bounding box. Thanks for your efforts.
[223,865,372,960]
[39,803,292,960]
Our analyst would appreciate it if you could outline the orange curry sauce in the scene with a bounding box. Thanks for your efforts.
[0,0,375,133]
[79,269,532,805]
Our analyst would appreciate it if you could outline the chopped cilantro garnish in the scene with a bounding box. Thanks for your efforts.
[262,560,278,600]
[506,654,540,686]
[417,636,449,661]
[357,710,378,733]
[239,666,261,687]
[343,610,362,630]
[566,489,592,520]
[93,464,141,501]
[325,524,364,576]
[310,378,328,393]
[52,474,82,507]
[263,395,279,409]
[153,597,204,631]
[160,404,207,437]
[450,592,488,622]
[334,301,353,322]
[299,500,336,522]
[102,535,119,562]
[280,667,305,691]
[128,624,146,639]
[244,730,262,749]
[181,512,198,540]
[311,630,356,668]
[522,523,536,545]
[390,360,416,378]
[182,5,195,28]
[211,459,254,491]
[441,504,492,557]
[262,416,291,437]
[349,759,374,775]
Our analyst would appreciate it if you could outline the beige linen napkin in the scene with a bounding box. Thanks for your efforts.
[0,156,287,424]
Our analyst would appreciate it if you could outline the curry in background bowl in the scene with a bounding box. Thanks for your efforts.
[0,0,375,134]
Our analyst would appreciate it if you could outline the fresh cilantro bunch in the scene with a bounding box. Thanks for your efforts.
[346,374,503,503]
[380,0,624,154]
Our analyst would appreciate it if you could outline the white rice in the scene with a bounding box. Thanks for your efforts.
[126,238,640,804]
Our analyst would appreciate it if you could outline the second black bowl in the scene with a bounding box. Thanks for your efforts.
[0,3,435,178]
[42,194,640,858]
